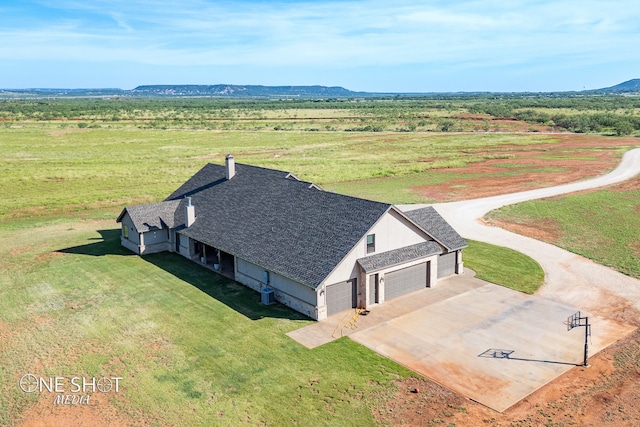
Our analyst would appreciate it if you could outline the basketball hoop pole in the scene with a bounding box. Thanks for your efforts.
[583,316,589,367]
[567,311,590,367]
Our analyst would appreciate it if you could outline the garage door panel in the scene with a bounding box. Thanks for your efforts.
[326,279,357,315]
[438,252,456,278]
[385,262,428,301]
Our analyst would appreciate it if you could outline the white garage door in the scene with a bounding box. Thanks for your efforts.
[384,262,429,301]
[326,279,357,316]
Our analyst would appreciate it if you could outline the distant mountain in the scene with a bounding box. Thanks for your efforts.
[0,88,126,98]
[130,84,365,98]
[590,79,640,93]
[3,80,639,99]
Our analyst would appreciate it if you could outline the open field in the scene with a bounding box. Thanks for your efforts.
[486,176,640,279]
[2,98,640,426]
[2,128,636,219]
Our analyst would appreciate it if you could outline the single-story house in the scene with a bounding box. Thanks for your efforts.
[117,155,467,321]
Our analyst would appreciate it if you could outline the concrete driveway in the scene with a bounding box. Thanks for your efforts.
[349,281,635,412]
[289,270,635,412]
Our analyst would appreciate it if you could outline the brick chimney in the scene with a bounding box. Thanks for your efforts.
[225,154,235,180]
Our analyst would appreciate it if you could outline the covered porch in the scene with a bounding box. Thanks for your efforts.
[191,240,236,280]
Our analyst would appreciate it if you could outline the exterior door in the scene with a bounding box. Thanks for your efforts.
[368,273,379,305]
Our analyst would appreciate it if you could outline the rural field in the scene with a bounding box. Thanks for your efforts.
[1,97,640,426]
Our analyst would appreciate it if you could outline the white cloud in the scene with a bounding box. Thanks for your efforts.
[2,0,640,89]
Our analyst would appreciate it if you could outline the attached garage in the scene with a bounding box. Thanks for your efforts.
[326,279,357,316]
[437,252,457,278]
[384,262,430,301]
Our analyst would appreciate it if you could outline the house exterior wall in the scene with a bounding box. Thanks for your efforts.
[176,232,192,258]
[235,258,318,320]
[120,213,141,254]
[139,229,171,255]
[322,209,432,286]
[360,254,438,309]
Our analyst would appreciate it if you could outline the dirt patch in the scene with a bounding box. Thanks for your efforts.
[375,377,469,426]
[10,246,33,257]
[608,175,640,193]
[16,391,136,427]
[412,134,636,202]
[376,330,640,426]
[35,252,64,263]
[485,217,563,244]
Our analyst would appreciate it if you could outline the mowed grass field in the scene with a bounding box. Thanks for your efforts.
[0,126,629,425]
[0,219,414,426]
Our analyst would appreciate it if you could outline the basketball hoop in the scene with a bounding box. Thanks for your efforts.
[566,311,591,367]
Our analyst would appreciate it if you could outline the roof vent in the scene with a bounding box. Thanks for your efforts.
[225,154,235,180]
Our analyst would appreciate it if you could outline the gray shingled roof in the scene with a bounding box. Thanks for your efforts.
[357,241,442,273]
[117,199,186,232]
[166,163,392,289]
[403,207,468,251]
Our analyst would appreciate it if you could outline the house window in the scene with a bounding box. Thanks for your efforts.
[366,234,375,254]
[123,224,129,239]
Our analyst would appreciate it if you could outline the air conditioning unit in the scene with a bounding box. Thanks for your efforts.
[261,288,275,305]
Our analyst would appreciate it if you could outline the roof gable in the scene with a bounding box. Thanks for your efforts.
[117,199,185,232]
[403,207,468,251]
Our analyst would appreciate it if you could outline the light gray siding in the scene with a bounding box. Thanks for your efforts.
[138,229,171,254]
[236,258,316,305]
[235,258,318,319]
[120,213,141,253]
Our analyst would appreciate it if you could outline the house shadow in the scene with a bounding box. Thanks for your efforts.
[142,253,310,321]
[57,229,132,256]
[57,228,309,322]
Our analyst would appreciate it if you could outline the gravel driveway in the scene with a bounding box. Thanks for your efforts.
[400,147,640,318]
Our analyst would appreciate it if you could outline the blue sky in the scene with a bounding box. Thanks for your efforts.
[2,0,639,92]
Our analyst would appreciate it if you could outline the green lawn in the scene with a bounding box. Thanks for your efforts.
[0,219,413,426]
[486,185,640,279]
[463,240,545,294]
